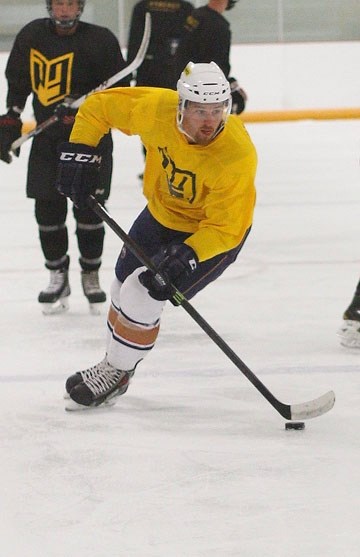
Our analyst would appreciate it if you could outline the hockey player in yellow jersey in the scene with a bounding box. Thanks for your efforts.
[55,61,257,410]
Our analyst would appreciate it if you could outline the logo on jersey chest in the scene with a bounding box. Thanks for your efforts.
[158,146,196,203]
[30,49,74,106]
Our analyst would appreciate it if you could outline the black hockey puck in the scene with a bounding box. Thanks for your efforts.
[285,422,305,430]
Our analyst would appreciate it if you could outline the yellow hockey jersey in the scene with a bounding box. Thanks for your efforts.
[70,87,257,262]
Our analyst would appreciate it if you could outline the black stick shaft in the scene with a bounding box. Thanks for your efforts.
[88,196,291,419]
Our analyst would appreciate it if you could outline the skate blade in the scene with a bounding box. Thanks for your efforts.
[339,337,360,348]
[65,396,117,411]
[337,322,360,348]
[64,385,127,411]
[89,302,105,316]
[41,297,70,315]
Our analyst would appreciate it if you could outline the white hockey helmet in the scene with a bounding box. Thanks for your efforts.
[176,62,232,139]
[46,0,85,29]
[177,61,231,105]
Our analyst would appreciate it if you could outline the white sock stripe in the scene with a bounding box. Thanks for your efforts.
[45,255,69,267]
[39,224,66,232]
[77,222,105,231]
[119,306,159,329]
[80,256,102,265]
[111,329,155,351]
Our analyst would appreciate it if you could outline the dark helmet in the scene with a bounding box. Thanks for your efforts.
[46,0,86,28]
[226,0,239,10]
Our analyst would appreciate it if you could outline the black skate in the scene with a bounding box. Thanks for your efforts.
[65,357,135,411]
[343,295,360,322]
[38,269,70,315]
[81,270,106,314]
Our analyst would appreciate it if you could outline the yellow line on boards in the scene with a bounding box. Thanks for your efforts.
[22,106,360,134]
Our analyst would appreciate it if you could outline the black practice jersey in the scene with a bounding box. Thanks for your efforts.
[5,18,128,129]
[175,6,231,78]
[127,0,194,89]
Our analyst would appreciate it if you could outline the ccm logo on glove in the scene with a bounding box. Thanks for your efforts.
[55,141,102,210]
[59,152,102,164]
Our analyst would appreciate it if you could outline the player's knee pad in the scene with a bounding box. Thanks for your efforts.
[35,197,67,226]
[106,269,164,370]
[73,205,103,225]
[120,267,166,326]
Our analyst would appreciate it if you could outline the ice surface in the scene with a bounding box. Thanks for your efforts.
[1,120,359,556]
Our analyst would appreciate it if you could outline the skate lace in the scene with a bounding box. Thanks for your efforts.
[81,359,126,396]
[44,270,67,293]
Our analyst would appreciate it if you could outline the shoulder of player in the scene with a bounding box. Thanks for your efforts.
[200,6,230,29]
[183,1,195,13]
[219,118,257,157]
[94,86,178,105]
[132,1,147,16]
[77,21,118,41]
[14,18,48,38]
[188,7,229,30]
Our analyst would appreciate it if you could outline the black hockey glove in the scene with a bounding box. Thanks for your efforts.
[0,109,22,163]
[140,244,198,301]
[55,142,102,210]
[54,97,78,126]
[229,77,247,115]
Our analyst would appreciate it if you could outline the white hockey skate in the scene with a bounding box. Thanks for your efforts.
[338,320,360,348]
[338,296,360,348]
[64,357,135,411]
[38,269,70,315]
[81,270,106,315]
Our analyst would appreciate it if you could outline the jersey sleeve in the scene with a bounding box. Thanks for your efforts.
[184,154,257,261]
[69,87,161,146]
[5,26,33,109]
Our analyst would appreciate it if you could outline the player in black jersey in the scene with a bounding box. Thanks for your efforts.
[176,0,247,114]
[128,0,194,90]
[0,0,128,314]
[128,0,194,180]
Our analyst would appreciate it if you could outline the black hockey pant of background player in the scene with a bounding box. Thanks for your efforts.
[27,132,113,272]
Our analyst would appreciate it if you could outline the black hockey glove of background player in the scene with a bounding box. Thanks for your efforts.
[229,77,248,115]
[54,96,78,127]
[0,109,22,163]
[140,244,198,301]
[55,141,102,210]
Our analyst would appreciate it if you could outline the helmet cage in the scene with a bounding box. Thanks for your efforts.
[46,0,85,28]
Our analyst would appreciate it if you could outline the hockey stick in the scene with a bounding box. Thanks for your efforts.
[10,12,152,153]
[87,196,335,421]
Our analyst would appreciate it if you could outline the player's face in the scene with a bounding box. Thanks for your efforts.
[51,0,81,22]
[181,102,226,145]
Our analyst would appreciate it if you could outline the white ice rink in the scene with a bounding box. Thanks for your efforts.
[1,118,359,556]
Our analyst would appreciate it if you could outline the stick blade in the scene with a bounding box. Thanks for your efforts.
[290,390,335,420]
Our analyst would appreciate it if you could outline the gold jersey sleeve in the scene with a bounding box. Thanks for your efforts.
[70,87,257,262]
